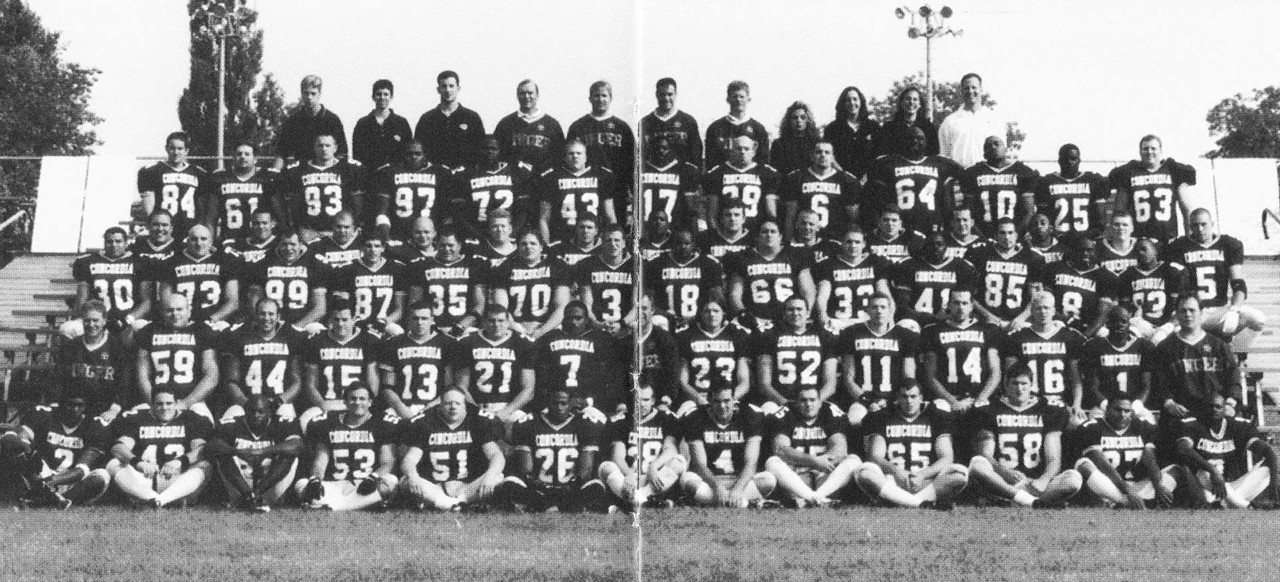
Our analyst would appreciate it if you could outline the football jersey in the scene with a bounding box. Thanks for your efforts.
[303,330,380,402]
[754,325,838,400]
[1164,235,1244,309]
[838,323,920,398]
[305,412,398,481]
[223,236,276,268]
[646,252,724,322]
[1034,171,1108,236]
[640,160,701,232]
[640,235,672,262]
[55,333,131,408]
[134,322,220,401]
[958,161,1040,236]
[782,168,863,236]
[21,405,111,472]
[1044,263,1120,327]
[1024,236,1065,266]
[624,325,681,403]
[158,251,241,322]
[378,332,457,407]
[283,159,366,232]
[1096,239,1139,275]
[1073,417,1156,481]
[137,162,207,234]
[918,320,1002,399]
[455,331,537,411]
[215,415,302,454]
[567,114,635,185]
[414,254,489,328]
[401,408,501,483]
[535,327,625,409]
[1152,333,1238,415]
[493,112,565,173]
[893,257,980,320]
[1079,333,1154,404]
[811,253,892,322]
[373,162,455,241]
[71,252,143,317]
[697,228,752,261]
[512,412,602,486]
[456,162,535,229]
[1001,323,1086,405]
[789,239,842,267]
[1107,160,1197,241]
[972,398,1069,478]
[704,116,770,169]
[767,402,849,458]
[867,229,925,264]
[221,324,304,398]
[943,233,989,261]
[640,110,702,166]
[607,408,680,473]
[247,253,331,324]
[466,239,517,269]
[130,238,178,282]
[575,255,635,322]
[867,155,963,235]
[703,162,781,226]
[114,408,213,465]
[731,247,809,321]
[539,166,617,243]
[548,239,601,267]
[1176,416,1259,481]
[204,168,281,242]
[681,405,764,476]
[490,257,571,323]
[329,259,410,324]
[1117,262,1186,325]
[863,404,953,472]
[965,245,1045,321]
[676,322,751,398]
[309,234,366,269]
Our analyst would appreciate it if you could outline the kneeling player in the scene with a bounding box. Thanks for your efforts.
[295,383,399,511]
[967,363,1083,507]
[598,382,686,508]
[496,388,608,512]
[2,395,112,508]
[206,395,303,512]
[764,386,862,507]
[108,390,214,508]
[677,383,777,507]
[1072,396,1181,509]
[400,388,505,511]
[1175,394,1280,509]
[856,381,968,508]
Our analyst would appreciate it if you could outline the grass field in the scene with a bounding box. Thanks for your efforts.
[2,506,1275,581]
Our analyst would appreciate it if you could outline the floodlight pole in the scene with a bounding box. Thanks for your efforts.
[217,33,227,170]
[895,5,961,123]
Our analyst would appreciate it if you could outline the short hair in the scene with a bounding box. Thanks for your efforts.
[488,208,512,223]
[436,225,462,243]
[372,79,394,95]
[153,389,177,402]
[327,299,354,317]
[254,297,280,312]
[79,299,107,318]
[879,206,902,218]
[994,217,1018,231]
[960,72,983,86]
[149,209,174,223]
[1139,134,1162,148]
[103,226,128,241]
[342,382,372,399]
[576,212,600,227]
[406,299,433,314]
[726,80,750,96]
[589,80,612,95]
[868,292,893,305]
[840,225,865,239]
[1058,143,1079,157]
[894,379,922,398]
[277,228,304,243]
[300,74,323,92]
[656,77,677,91]
[1005,362,1034,382]
[1176,294,1201,310]
[517,79,538,93]
[601,224,626,238]
[565,138,588,153]
[165,131,189,147]
[482,303,510,318]
[719,199,747,214]
[564,299,589,316]
[437,70,459,85]
[251,207,275,221]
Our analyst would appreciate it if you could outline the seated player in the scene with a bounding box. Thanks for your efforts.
[1072,396,1180,509]
[675,299,752,414]
[866,207,924,265]
[1165,208,1266,350]
[839,293,918,427]
[1080,307,1155,421]
[245,229,329,334]
[753,297,839,411]
[1001,292,1086,417]
[388,216,437,264]
[495,388,608,513]
[548,213,602,267]
[812,227,894,333]
[134,293,220,420]
[965,218,1044,330]
[1117,237,1184,345]
[967,363,1084,508]
[577,224,637,327]
[534,301,625,416]
[64,227,150,338]
[220,298,305,421]
[918,289,1003,414]
[295,383,399,511]
[1096,213,1139,275]
[3,395,112,508]
[156,224,241,330]
[677,383,777,508]
[598,382,686,508]
[1022,212,1065,264]
[371,140,452,243]
[54,300,132,422]
[466,209,518,268]
[763,386,861,507]
[728,220,815,333]
[892,230,979,330]
[855,381,969,508]
[1152,295,1241,422]
[537,139,618,247]
[329,237,408,336]
[409,226,489,335]
[108,390,214,508]
[378,301,458,420]
[788,208,841,265]
[639,210,673,261]
[205,395,302,512]
[941,207,988,260]
[646,228,726,328]
[490,231,573,340]
[221,209,278,268]
[1175,394,1280,509]
[697,199,752,261]
[454,305,537,424]
[309,211,366,269]
[1044,236,1118,338]
[299,300,382,429]
[400,388,506,511]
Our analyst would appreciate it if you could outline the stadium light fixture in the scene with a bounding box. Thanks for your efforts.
[191,1,257,170]
[893,5,962,122]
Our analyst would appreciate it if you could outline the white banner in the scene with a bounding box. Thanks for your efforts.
[30,155,136,253]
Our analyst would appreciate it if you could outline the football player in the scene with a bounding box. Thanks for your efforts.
[133,294,219,420]
[917,289,1003,413]
[619,293,682,403]
[764,386,861,507]
[408,226,488,334]
[1108,135,1196,242]
[538,140,618,246]
[1034,144,1108,238]
[534,301,625,416]
[131,210,179,294]
[639,134,702,234]
[728,220,815,332]
[677,383,777,508]
[388,216,436,264]
[202,142,284,244]
[781,141,861,240]
[454,304,537,424]
[220,298,304,420]
[5,394,112,508]
[705,80,770,169]
[400,388,505,511]
[1165,208,1266,349]
[492,80,565,174]
[1001,292,1086,415]
[576,224,636,327]
[490,232,572,340]
[295,383,399,511]
[646,228,725,327]
[1117,237,1184,344]
[892,230,979,330]
[329,237,408,336]
[414,70,487,171]
[156,224,240,329]
[640,210,674,261]
[549,213,602,267]
[138,131,207,236]
[244,229,329,334]
[965,218,1045,330]
[1097,212,1139,275]
[467,209,518,269]
[639,77,703,167]
[109,389,214,508]
[703,135,780,229]
[788,209,842,266]
[205,395,302,512]
[675,299,752,414]
[276,75,347,167]
[567,80,635,205]
[1023,212,1065,265]
[865,126,962,235]
[1151,295,1241,421]
[812,227,894,332]
[597,382,686,508]
[299,300,382,429]
[855,381,969,508]
[1175,393,1280,509]
[942,207,988,260]
[454,136,534,241]
[1072,395,1179,509]
[753,297,839,409]
[1043,236,1119,338]
[282,133,366,240]
[222,209,278,268]
[496,387,607,513]
[64,227,150,338]
[378,301,457,419]
[54,300,132,421]
[697,199,752,261]
[958,135,1039,235]
[839,293,919,426]
[309,211,366,269]
[866,207,924,265]
[372,140,453,243]
[1080,307,1154,420]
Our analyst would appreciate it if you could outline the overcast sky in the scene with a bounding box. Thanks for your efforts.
[26,0,1280,163]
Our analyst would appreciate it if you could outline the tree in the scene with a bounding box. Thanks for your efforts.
[1205,86,1280,159]
[177,0,285,159]
[869,72,1025,153]
[0,0,102,199]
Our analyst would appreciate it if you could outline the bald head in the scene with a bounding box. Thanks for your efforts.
[186,224,213,256]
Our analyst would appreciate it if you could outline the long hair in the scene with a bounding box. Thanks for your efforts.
[891,85,931,123]
[778,101,820,140]
[833,86,871,125]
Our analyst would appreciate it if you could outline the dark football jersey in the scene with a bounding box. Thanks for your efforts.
[158,251,241,322]
[456,162,534,229]
[1034,171,1108,236]
[965,245,1045,321]
[731,247,809,321]
[646,252,724,322]
[1097,239,1139,275]
[767,403,849,458]
[539,166,617,243]
[959,161,1040,236]
[864,404,953,472]
[1177,416,1259,481]
[134,322,219,400]
[55,333,131,408]
[535,328,624,409]
[548,239,601,267]
[703,162,782,228]
[607,408,680,473]
[567,114,635,185]
[867,155,962,235]
[223,236,276,268]
[682,406,764,476]
[71,252,143,317]
[754,326,838,400]
[22,405,111,472]
[893,257,980,319]
[204,168,281,242]
[640,110,703,167]
[283,159,366,232]
[215,415,301,454]
[1108,160,1196,241]
[491,257,570,323]
[704,117,770,169]
[575,255,635,322]
[697,228,752,261]
[640,160,701,232]
[943,233,989,261]
[137,162,207,234]
[1152,334,1238,415]
[1024,236,1065,266]
[1044,263,1120,327]
[415,254,489,328]
[676,323,751,397]
[303,330,380,402]
[812,254,891,321]
[973,398,1068,478]
[130,238,178,282]
[306,412,398,481]
[838,323,920,398]
[919,320,1002,399]
[378,332,457,407]
[493,112,565,173]
[1164,235,1243,309]
[1002,323,1086,405]
[789,239,842,267]
[114,408,213,464]
[309,234,365,269]
[221,324,304,397]
[330,259,409,324]
[1080,333,1154,403]
[466,239,517,269]
[783,168,862,236]
[402,408,501,483]
[248,253,331,324]
[1074,417,1155,481]
[1117,262,1186,325]
[640,235,672,262]
[374,162,454,241]
[512,412,602,485]
[455,331,536,411]
[624,325,681,402]
[867,229,925,264]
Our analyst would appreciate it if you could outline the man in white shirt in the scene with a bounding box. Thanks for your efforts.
[938,73,1005,168]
